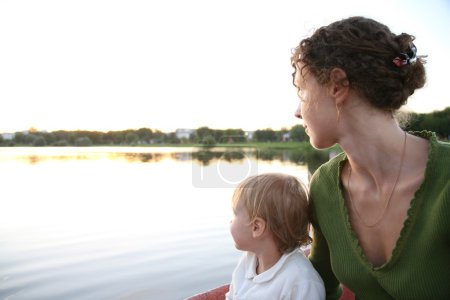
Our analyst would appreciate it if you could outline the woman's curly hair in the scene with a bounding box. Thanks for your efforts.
[291,16,426,112]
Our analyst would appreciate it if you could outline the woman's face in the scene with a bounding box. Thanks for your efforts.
[293,66,337,149]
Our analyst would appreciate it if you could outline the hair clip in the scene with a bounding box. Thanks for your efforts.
[392,43,417,67]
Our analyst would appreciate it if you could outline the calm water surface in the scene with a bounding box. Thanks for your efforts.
[0,147,310,300]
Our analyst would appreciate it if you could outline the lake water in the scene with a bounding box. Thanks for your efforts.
[0,147,313,300]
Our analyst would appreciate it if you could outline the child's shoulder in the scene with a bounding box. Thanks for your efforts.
[282,249,323,281]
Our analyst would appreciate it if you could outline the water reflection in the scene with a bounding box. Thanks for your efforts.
[0,147,327,300]
[191,149,256,166]
[122,152,161,163]
[0,147,330,174]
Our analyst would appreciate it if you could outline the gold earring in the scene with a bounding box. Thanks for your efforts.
[336,106,341,122]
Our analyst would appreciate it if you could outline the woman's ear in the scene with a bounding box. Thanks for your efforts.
[251,217,266,238]
[329,68,349,105]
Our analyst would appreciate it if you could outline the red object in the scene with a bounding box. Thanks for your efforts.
[186,284,354,300]
[392,57,406,67]
[340,286,355,300]
[185,284,230,300]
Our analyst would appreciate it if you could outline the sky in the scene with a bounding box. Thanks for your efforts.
[1,0,449,133]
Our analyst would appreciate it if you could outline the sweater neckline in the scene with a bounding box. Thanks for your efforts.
[336,130,437,271]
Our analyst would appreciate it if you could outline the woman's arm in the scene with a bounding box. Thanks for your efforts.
[309,224,342,300]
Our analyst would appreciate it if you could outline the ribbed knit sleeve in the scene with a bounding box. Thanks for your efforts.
[309,154,345,300]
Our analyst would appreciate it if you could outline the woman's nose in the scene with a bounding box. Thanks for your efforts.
[295,106,302,119]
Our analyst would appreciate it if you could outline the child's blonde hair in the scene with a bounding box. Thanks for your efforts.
[232,173,311,253]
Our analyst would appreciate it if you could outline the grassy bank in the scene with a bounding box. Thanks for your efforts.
[143,141,313,150]
[157,141,342,155]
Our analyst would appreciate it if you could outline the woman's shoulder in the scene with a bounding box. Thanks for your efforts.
[412,130,450,171]
[411,130,449,150]
[310,151,346,187]
[432,134,450,154]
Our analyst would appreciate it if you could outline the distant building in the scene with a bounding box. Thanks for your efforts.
[175,128,195,140]
[282,132,290,142]
[245,131,255,140]
[1,133,15,140]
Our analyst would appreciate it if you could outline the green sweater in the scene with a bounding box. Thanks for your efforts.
[309,131,450,300]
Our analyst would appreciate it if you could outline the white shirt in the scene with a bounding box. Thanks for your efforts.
[225,248,325,300]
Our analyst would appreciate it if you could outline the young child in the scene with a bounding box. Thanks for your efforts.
[226,173,325,300]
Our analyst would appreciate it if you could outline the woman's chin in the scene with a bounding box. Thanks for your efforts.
[310,138,335,150]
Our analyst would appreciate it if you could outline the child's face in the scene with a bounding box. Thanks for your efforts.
[230,200,254,251]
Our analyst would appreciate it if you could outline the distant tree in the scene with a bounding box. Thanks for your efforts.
[213,130,224,143]
[52,131,70,145]
[165,132,181,144]
[125,132,139,145]
[0,135,4,145]
[53,139,69,146]
[220,128,246,143]
[290,125,308,142]
[404,107,450,139]
[89,131,105,144]
[201,135,216,145]
[25,134,38,145]
[74,130,103,145]
[254,129,277,142]
[137,128,153,143]
[426,108,450,138]
[105,131,125,145]
[42,132,57,145]
[14,132,26,144]
[75,136,93,146]
[403,112,422,132]
[152,130,165,143]
[33,136,47,146]
[104,131,119,144]
[195,127,215,143]
[67,132,78,145]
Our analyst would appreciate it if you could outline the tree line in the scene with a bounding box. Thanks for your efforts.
[402,107,450,139]
[0,107,448,147]
[0,125,309,147]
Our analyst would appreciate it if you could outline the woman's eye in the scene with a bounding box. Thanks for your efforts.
[297,89,306,101]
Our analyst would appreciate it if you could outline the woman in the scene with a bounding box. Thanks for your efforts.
[291,17,450,299]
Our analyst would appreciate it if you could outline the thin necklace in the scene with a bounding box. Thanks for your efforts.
[347,131,407,228]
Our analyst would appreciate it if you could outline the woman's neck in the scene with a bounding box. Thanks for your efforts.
[338,104,405,179]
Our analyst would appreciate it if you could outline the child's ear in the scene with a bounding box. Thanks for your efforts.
[251,217,266,238]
